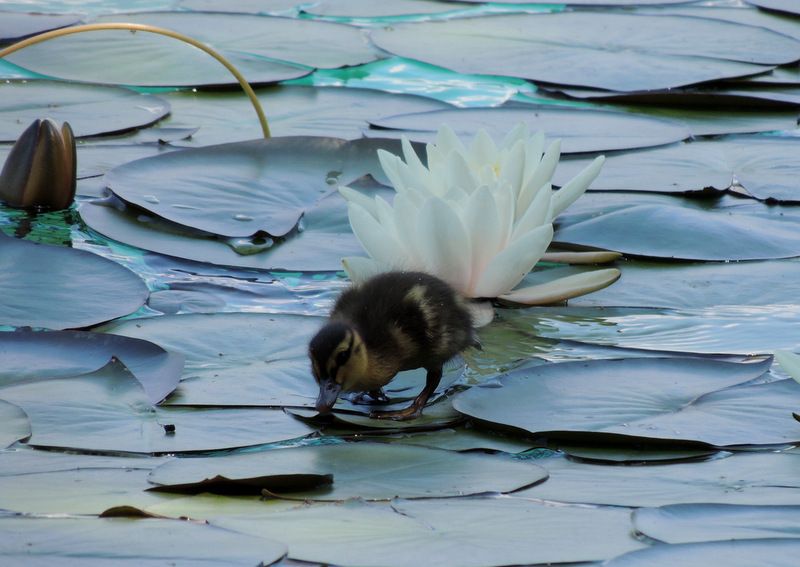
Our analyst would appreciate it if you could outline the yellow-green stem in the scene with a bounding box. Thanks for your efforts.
[0,23,271,138]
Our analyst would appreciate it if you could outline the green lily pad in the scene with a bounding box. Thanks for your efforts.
[5,11,380,87]
[215,497,647,566]
[554,193,800,261]
[0,400,29,449]
[604,538,800,567]
[0,12,82,41]
[369,106,691,154]
[103,136,395,238]
[0,358,317,454]
[519,451,800,507]
[0,232,149,330]
[369,12,798,92]
[633,503,800,544]
[0,80,170,141]
[149,441,547,499]
[0,515,286,566]
[0,329,184,404]
[453,356,800,447]
[554,137,800,202]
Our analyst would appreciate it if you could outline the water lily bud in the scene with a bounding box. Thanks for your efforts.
[0,118,77,211]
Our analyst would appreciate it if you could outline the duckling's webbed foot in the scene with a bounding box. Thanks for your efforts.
[370,367,442,421]
[348,388,389,405]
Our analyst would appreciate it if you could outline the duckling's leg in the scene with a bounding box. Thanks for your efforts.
[370,367,442,421]
[348,389,389,405]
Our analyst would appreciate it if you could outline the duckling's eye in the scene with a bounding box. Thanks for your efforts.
[335,350,349,366]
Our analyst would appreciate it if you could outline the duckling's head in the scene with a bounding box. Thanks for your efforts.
[308,321,367,413]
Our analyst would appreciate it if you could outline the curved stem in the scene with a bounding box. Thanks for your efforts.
[0,23,271,138]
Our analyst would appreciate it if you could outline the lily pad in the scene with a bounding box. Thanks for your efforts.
[369,12,798,92]
[747,0,800,16]
[519,451,800,507]
[0,80,171,141]
[215,497,648,567]
[452,356,800,447]
[103,136,396,238]
[368,106,691,154]
[0,358,317,454]
[633,503,800,544]
[554,137,800,202]
[0,329,184,403]
[0,232,149,330]
[0,400,29,448]
[604,538,800,567]
[0,515,286,566]
[149,441,547,499]
[553,193,800,261]
[4,11,379,87]
[0,12,83,41]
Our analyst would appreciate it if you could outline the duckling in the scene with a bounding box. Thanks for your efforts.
[309,271,477,421]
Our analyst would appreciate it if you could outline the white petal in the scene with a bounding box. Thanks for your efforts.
[463,185,503,295]
[498,268,621,304]
[445,149,479,196]
[498,139,526,201]
[500,122,529,151]
[347,202,407,266]
[540,249,622,264]
[436,123,467,156]
[467,300,495,328]
[375,195,398,238]
[392,192,423,266]
[550,155,605,220]
[342,257,389,283]
[426,142,446,173]
[471,223,553,298]
[416,196,473,294]
[377,149,407,193]
[511,182,551,241]
[401,136,430,182]
[493,182,516,247]
[467,129,498,171]
[519,138,560,207]
[338,186,379,219]
[523,131,546,178]
[775,351,800,384]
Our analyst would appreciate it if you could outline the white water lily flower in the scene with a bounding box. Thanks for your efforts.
[340,123,614,302]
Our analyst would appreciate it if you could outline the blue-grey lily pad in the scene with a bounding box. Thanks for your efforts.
[148,441,547,499]
[0,515,286,566]
[0,329,184,404]
[0,12,82,41]
[0,358,317,454]
[604,538,800,567]
[0,80,170,141]
[0,232,149,330]
[369,12,799,92]
[452,356,800,447]
[747,0,800,16]
[0,400,29,449]
[368,106,692,154]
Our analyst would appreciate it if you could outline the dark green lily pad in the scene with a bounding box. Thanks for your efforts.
[605,538,800,567]
[149,441,546,500]
[369,12,797,92]
[215,497,647,566]
[0,400,29,449]
[554,137,800,202]
[0,329,184,403]
[453,356,800,447]
[0,358,317,454]
[368,106,691,154]
[0,12,82,41]
[633,503,800,544]
[0,80,170,141]
[0,232,149,330]
[0,515,286,566]
[520,451,800,507]
[4,11,380,87]
[553,193,800,261]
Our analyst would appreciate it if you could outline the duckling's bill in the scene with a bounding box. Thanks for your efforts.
[316,377,342,414]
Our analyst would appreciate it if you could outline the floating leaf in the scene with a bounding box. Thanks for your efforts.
[633,503,800,544]
[0,80,170,141]
[0,400,29,449]
[553,137,800,202]
[518,451,800,507]
[554,193,800,261]
[604,538,800,567]
[452,356,800,447]
[0,358,317,454]
[0,329,184,403]
[747,0,800,16]
[368,106,691,154]
[369,12,798,92]
[215,497,648,567]
[0,13,82,42]
[0,515,286,566]
[149,441,546,499]
[0,232,149,330]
